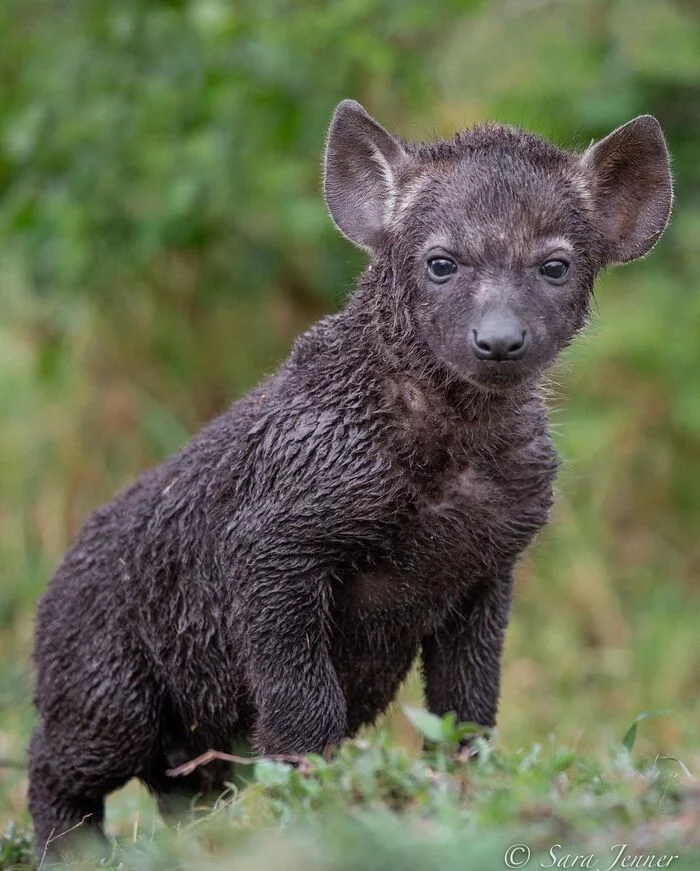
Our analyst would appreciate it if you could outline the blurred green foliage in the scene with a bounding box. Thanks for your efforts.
[2,715,699,869]
[0,0,699,844]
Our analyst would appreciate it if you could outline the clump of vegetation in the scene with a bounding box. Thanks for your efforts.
[2,710,698,870]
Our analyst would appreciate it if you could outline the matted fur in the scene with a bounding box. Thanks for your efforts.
[29,101,672,860]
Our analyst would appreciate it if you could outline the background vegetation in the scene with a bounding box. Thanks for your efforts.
[0,0,698,866]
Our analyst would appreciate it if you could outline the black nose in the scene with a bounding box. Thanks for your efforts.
[470,311,529,361]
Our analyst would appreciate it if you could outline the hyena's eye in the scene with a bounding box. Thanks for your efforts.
[426,257,458,283]
[539,259,569,281]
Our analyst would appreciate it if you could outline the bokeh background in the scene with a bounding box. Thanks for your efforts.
[1,0,698,832]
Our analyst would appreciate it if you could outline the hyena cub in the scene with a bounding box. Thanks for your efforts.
[29,100,672,858]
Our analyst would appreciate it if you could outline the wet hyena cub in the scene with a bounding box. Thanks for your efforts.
[29,100,672,859]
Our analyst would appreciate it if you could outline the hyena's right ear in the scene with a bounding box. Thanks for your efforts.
[324,100,408,252]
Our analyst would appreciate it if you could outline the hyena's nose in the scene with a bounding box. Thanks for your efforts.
[470,311,530,362]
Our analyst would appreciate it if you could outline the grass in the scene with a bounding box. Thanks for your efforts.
[0,710,697,870]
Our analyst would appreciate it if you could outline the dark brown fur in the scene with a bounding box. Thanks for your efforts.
[28,101,672,860]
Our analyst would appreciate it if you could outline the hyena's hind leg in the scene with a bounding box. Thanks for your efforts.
[28,722,151,864]
[28,657,163,863]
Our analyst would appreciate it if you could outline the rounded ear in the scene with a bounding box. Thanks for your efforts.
[581,115,673,264]
[323,100,408,252]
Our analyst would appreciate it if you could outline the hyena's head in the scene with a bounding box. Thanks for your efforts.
[323,100,672,392]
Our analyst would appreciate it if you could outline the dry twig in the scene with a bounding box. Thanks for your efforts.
[166,749,314,778]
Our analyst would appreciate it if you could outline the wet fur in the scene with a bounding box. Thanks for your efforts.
[28,106,671,859]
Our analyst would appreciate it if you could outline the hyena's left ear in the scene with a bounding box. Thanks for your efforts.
[324,100,408,252]
[581,115,673,264]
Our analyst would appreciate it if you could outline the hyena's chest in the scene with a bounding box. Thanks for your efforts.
[411,457,555,575]
[337,445,557,627]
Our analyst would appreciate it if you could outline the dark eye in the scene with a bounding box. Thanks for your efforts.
[427,257,458,283]
[540,259,569,281]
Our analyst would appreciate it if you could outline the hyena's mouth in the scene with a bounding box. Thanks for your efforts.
[469,363,533,392]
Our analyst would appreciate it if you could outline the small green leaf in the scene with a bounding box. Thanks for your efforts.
[254,758,293,787]
[454,721,484,743]
[622,723,637,753]
[403,706,446,743]
[622,710,673,752]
